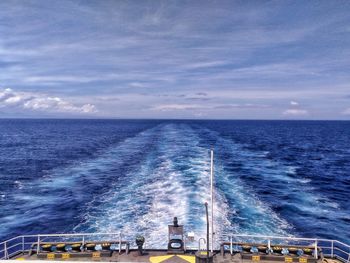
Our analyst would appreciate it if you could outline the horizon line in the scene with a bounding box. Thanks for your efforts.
[0,117,349,122]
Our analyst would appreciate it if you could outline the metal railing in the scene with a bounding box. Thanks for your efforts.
[219,234,350,263]
[0,232,127,260]
[1,232,349,262]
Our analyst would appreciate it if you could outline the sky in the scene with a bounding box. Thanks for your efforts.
[0,0,350,120]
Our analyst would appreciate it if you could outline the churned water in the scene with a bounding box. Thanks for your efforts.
[0,119,349,245]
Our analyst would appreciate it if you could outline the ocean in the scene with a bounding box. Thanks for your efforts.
[0,119,349,246]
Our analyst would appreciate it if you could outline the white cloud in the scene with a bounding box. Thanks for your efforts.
[152,103,270,112]
[342,108,350,115]
[129,82,147,88]
[0,88,97,114]
[290,101,299,106]
[152,104,202,111]
[283,109,309,116]
[24,75,98,84]
[183,60,229,70]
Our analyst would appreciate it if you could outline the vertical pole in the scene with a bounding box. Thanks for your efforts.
[205,202,209,263]
[36,236,40,255]
[119,233,122,254]
[230,236,233,255]
[22,236,25,253]
[331,241,334,258]
[82,235,85,252]
[268,239,271,253]
[210,149,214,253]
[184,236,186,253]
[4,242,8,259]
[314,239,318,259]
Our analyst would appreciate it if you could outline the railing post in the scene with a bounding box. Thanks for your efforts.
[36,235,40,255]
[230,236,233,255]
[4,241,8,259]
[22,236,25,253]
[119,233,122,254]
[314,239,318,259]
[331,240,334,258]
[82,236,85,246]
[184,236,186,252]
[268,239,271,253]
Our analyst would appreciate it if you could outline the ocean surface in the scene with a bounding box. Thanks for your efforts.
[0,119,349,246]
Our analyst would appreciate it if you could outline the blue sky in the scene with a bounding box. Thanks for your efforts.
[0,0,350,119]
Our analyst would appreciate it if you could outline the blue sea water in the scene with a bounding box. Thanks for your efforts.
[0,119,349,245]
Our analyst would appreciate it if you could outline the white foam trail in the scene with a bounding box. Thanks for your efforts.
[74,124,233,247]
[73,123,299,247]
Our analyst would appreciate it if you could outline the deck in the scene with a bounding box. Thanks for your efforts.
[8,249,336,263]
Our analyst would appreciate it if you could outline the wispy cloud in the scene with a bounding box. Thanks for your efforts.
[343,108,350,115]
[283,109,309,116]
[214,104,270,110]
[152,104,202,111]
[152,103,270,112]
[183,61,229,70]
[283,100,309,116]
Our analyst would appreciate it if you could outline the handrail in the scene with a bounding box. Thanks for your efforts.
[334,247,350,255]
[0,232,127,260]
[0,236,24,246]
[25,232,122,237]
[334,240,350,249]
[219,234,350,263]
[1,232,349,261]
[222,233,330,242]
[0,232,122,243]
[5,243,22,251]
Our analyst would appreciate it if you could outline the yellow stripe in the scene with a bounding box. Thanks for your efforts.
[15,258,26,260]
[149,255,174,263]
[177,255,196,263]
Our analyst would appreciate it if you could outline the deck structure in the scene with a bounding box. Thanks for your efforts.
[1,232,349,263]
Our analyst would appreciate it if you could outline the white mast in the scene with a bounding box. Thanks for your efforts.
[210,149,214,252]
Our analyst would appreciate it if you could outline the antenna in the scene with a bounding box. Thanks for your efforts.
[210,149,214,252]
